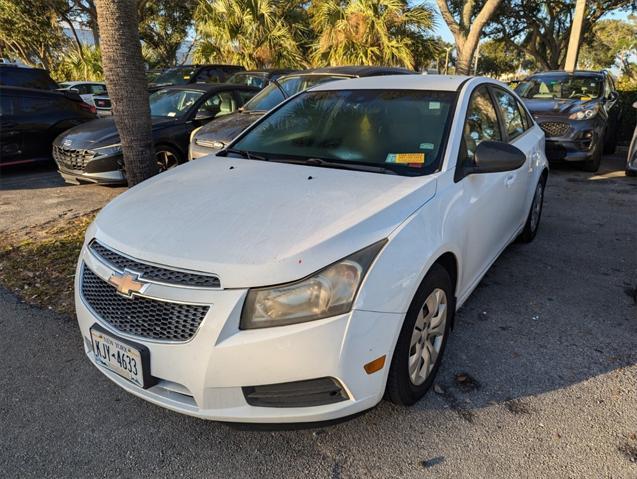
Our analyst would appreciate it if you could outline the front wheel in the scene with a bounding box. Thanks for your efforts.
[155,146,182,172]
[386,264,453,406]
[582,140,602,172]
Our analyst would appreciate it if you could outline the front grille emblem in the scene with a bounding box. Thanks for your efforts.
[108,270,146,298]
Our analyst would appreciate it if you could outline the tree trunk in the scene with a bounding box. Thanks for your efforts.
[94,0,157,186]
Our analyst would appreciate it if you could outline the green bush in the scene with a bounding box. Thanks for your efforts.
[618,89,637,144]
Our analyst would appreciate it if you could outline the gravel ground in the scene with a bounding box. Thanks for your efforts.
[0,153,636,478]
[0,163,124,235]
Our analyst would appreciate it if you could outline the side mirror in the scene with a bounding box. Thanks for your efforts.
[632,101,637,109]
[459,141,526,179]
[608,91,619,102]
[194,110,216,122]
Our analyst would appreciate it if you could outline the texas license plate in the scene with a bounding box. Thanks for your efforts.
[90,326,150,388]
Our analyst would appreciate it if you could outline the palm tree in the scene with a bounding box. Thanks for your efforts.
[193,0,307,69]
[310,0,435,69]
[94,0,157,186]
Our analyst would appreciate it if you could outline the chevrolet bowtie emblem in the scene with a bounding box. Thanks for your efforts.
[108,271,146,297]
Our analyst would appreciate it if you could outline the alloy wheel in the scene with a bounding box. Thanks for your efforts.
[408,288,448,386]
[156,149,179,172]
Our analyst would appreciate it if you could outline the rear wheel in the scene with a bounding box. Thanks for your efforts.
[518,175,546,243]
[386,264,453,406]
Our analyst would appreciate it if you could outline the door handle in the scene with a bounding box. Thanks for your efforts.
[505,174,515,187]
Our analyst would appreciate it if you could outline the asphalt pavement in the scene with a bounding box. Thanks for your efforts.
[0,153,636,478]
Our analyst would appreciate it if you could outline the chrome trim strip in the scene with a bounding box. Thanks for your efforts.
[88,239,222,290]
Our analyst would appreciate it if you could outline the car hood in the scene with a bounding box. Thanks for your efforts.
[521,97,599,116]
[91,156,437,288]
[196,110,265,145]
[55,117,177,149]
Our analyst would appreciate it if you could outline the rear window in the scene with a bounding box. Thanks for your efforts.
[0,68,58,90]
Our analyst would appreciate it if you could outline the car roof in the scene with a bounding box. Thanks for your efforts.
[529,70,605,77]
[0,85,68,97]
[311,74,472,92]
[155,83,259,93]
[310,65,415,76]
[168,64,243,69]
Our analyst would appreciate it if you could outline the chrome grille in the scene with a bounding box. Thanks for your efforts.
[89,240,220,288]
[81,266,209,341]
[540,121,570,138]
[52,145,96,171]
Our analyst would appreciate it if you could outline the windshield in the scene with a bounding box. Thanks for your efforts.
[516,75,603,100]
[244,74,351,112]
[227,73,267,89]
[151,67,197,86]
[233,89,456,176]
[149,89,203,118]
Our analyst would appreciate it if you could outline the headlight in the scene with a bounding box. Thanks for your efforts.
[240,240,386,329]
[93,143,122,156]
[568,106,598,120]
[195,137,225,150]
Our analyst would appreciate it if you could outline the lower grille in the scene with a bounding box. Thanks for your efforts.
[540,121,570,138]
[53,145,95,171]
[81,266,210,341]
[242,378,348,408]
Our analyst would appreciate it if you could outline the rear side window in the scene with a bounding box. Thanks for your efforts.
[492,89,526,141]
[90,84,107,95]
[461,86,502,163]
[0,68,58,90]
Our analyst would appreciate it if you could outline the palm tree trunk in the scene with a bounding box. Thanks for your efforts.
[94,0,157,186]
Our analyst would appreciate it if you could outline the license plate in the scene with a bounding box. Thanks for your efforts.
[90,326,151,388]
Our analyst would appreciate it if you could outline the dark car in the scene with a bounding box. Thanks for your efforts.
[148,64,245,92]
[0,86,96,166]
[53,83,259,185]
[627,101,637,177]
[515,70,621,172]
[226,69,298,89]
[0,64,58,90]
[189,65,415,159]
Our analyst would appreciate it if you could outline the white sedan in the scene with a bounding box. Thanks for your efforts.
[58,81,107,106]
[75,75,548,423]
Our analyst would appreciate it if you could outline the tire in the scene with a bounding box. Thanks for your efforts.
[582,140,602,172]
[627,168,637,177]
[386,264,454,406]
[155,145,183,172]
[604,127,617,155]
[518,174,546,243]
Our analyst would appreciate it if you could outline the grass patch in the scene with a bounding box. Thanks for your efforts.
[0,215,94,316]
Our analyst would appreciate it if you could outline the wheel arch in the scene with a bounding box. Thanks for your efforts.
[154,142,186,164]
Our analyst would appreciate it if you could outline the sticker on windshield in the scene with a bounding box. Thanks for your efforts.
[419,143,435,150]
[386,153,425,167]
[429,101,441,110]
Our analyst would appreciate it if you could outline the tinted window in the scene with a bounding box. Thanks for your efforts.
[516,74,603,100]
[149,89,203,117]
[227,73,267,89]
[237,89,257,105]
[0,68,58,90]
[462,86,501,163]
[492,89,525,140]
[90,84,107,95]
[234,89,456,176]
[152,67,197,86]
[196,68,223,83]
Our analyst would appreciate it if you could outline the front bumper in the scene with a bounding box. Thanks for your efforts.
[75,242,403,423]
[535,116,603,162]
[55,150,125,185]
[188,138,222,161]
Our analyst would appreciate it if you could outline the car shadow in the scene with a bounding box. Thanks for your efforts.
[0,162,68,191]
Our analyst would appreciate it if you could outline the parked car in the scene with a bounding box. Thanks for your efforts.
[148,64,245,92]
[58,81,107,107]
[226,69,298,89]
[53,83,258,184]
[627,101,637,177]
[0,64,58,90]
[0,86,96,167]
[189,66,415,159]
[515,70,620,172]
[92,94,112,117]
[75,75,548,423]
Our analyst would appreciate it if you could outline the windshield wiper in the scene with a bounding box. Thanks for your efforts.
[223,148,269,161]
[270,157,399,175]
